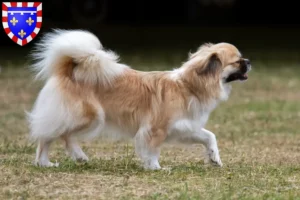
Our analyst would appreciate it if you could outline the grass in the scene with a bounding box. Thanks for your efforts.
[0,51,300,200]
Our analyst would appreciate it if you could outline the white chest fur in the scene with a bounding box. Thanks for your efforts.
[167,83,231,142]
[167,98,216,141]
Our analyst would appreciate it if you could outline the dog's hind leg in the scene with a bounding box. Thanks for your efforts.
[35,138,59,167]
[61,116,104,163]
[62,135,89,162]
[134,126,167,170]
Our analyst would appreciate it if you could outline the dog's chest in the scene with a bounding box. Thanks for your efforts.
[168,101,216,137]
[169,114,210,135]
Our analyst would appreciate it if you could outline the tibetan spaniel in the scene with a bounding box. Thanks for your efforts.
[28,30,251,169]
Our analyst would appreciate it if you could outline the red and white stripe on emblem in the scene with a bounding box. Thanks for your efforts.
[2,2,42,46]
[2,2,11,42]
[26,2,42,46]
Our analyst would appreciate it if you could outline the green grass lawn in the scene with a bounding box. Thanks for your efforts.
[0,51,300,200]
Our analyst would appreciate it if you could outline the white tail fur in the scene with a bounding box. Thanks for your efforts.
[28,29,127,143]
[31,29,128,85]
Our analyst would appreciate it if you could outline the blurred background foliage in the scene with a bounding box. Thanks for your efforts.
[0,0,300,68]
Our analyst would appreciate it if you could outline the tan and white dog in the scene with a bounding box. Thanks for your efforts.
[28,30,251,169]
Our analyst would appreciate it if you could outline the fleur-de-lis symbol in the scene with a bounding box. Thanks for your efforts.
[18,29,26,38]
[26,17,34,26]
[10,17,18,26]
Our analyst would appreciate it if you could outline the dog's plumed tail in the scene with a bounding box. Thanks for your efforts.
[31,29,127,85]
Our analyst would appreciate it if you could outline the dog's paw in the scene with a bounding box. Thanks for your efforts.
[35,160,60,167]
[72,154,89,163]
[76,156,89,163]
[143,160,161,170]
[206,149,223,167]
[210,157,223,167]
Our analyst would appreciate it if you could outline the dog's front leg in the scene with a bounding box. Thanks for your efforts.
[200,128,223,167]
[183,128,223,167]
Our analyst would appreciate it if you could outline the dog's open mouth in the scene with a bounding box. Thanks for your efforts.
[225,72,248,83]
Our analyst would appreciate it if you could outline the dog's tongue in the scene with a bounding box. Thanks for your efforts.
[242,73,248,78]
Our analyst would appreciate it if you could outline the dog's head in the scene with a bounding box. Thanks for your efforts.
[189,43,251,84]
[179,42,251,101]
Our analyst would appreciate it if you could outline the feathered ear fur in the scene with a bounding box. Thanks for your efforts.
[196,53,222,76]
[198,43,214,51]
[189,43,214,59]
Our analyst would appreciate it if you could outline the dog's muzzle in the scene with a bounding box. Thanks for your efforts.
[225,59,251,83]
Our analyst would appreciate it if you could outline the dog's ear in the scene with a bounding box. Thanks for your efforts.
[196,53,222,76]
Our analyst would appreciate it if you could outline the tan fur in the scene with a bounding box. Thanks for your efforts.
[55,43,243,148]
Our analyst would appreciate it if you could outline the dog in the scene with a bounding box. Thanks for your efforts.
[28,29,251,169]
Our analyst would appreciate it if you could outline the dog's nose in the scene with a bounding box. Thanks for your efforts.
[244,59,251,71]
[244,59,250,65]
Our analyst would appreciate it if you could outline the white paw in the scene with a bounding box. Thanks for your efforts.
[69,151,89,162]
[207,148,223,167]
[76,157,89,162]
[35,160,60,167]
[73,155,89,163]
[143,160,161,170]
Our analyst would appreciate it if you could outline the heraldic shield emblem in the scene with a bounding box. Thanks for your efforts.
[2,2,42,46]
